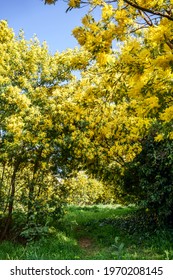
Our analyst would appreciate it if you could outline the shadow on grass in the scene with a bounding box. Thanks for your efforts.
[0,232,83,260]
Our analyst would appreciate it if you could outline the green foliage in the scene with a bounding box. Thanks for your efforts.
[111,236,125,259]
[123,125,173,225]
[20,224,49,242]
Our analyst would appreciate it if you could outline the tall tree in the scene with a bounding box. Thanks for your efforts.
[0,20,90,238]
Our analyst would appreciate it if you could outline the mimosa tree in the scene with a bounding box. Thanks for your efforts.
[44,0,173,222]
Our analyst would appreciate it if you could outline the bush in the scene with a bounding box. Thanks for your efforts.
[123,126,173,225]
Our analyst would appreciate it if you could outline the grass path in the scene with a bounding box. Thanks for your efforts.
[61,205,173,259]
[0,204,173,259]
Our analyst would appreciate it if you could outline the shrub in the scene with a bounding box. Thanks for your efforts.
[123,126,173,225]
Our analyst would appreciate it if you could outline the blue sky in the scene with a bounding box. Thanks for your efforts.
[0,0,91,54]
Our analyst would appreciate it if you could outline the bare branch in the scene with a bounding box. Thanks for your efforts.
[140,10,153,26]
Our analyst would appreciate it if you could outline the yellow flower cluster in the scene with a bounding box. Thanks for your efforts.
[44,0,56,4]
[69,0,80,8]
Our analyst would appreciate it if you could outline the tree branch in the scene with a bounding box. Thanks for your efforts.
[138,10,153,26]
[123,0,173,21]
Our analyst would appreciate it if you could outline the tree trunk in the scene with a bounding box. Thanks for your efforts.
[0,160,20,240]
[27,148,43,223]
[0,161,6,211]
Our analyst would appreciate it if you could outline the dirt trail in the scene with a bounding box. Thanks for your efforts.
[78,237,93,249]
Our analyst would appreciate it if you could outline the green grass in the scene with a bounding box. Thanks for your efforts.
[0,204,173,259]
